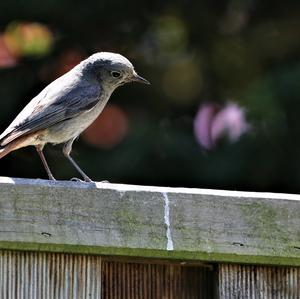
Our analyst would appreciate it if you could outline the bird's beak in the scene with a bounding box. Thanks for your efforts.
[131,73,150,85]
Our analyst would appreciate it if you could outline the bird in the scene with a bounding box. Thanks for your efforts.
[0,52,150,182]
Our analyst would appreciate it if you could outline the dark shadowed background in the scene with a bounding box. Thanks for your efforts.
[0,0,299,192]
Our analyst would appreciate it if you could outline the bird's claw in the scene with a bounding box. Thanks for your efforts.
[71,177,94,183]
[70,177,84,182]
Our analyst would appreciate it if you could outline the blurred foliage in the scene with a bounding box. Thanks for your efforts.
[0,0,300,193]
[4,22,53,58]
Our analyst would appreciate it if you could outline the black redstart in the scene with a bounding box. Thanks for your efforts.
[0,52,149,182]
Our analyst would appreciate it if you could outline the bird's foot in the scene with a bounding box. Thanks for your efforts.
[100,180,110,183]
[71,177,84,182]
[71,177,94,183]
[83,176,93,183]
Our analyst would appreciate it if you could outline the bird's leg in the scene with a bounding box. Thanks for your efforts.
[63,138,92,182]
[35,145,56,180]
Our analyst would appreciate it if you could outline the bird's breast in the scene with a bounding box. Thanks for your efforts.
[46,94,110,144]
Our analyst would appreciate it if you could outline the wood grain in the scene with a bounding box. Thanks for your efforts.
[0,176,299,266]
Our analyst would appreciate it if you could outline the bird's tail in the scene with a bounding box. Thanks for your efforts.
[0,134,35,159]
[0,144,16,159]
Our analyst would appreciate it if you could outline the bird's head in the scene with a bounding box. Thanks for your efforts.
[79,52,150,90]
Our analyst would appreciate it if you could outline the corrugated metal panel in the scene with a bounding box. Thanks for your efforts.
[0,250,102,298]
[219,264,300,299]
[101,260,214,299]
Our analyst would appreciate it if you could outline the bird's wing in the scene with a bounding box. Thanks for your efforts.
[0,80,101,146]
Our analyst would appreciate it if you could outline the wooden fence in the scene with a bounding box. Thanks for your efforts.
[0,176,299,298]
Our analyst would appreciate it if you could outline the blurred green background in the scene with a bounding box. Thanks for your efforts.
[0,0,300,192]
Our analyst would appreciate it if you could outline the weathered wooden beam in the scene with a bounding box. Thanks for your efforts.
[218,264,300,298]
[0,176,299,266]
[0,250,102,298]
[0,250,214,298]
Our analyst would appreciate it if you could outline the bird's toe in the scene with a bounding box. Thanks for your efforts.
[70,177,84,182]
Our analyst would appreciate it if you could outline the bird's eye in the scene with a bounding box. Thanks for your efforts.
[111,71,121,78]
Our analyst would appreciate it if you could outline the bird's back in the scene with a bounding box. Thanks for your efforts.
[0,69,100,147]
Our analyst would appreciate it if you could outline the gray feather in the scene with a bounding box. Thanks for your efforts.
[0,72,101,146]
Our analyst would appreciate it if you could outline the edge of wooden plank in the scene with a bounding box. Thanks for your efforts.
[1,176,299,201]
[0,241,299,266]
[0,241,300,267]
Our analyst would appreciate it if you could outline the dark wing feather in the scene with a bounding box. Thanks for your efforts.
[0,82,100,146]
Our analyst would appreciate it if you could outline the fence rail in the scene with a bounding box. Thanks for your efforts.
[0,176,299,266]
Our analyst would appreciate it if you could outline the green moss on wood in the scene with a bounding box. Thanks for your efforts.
[241,201,290,244]
[0,241,300,266]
